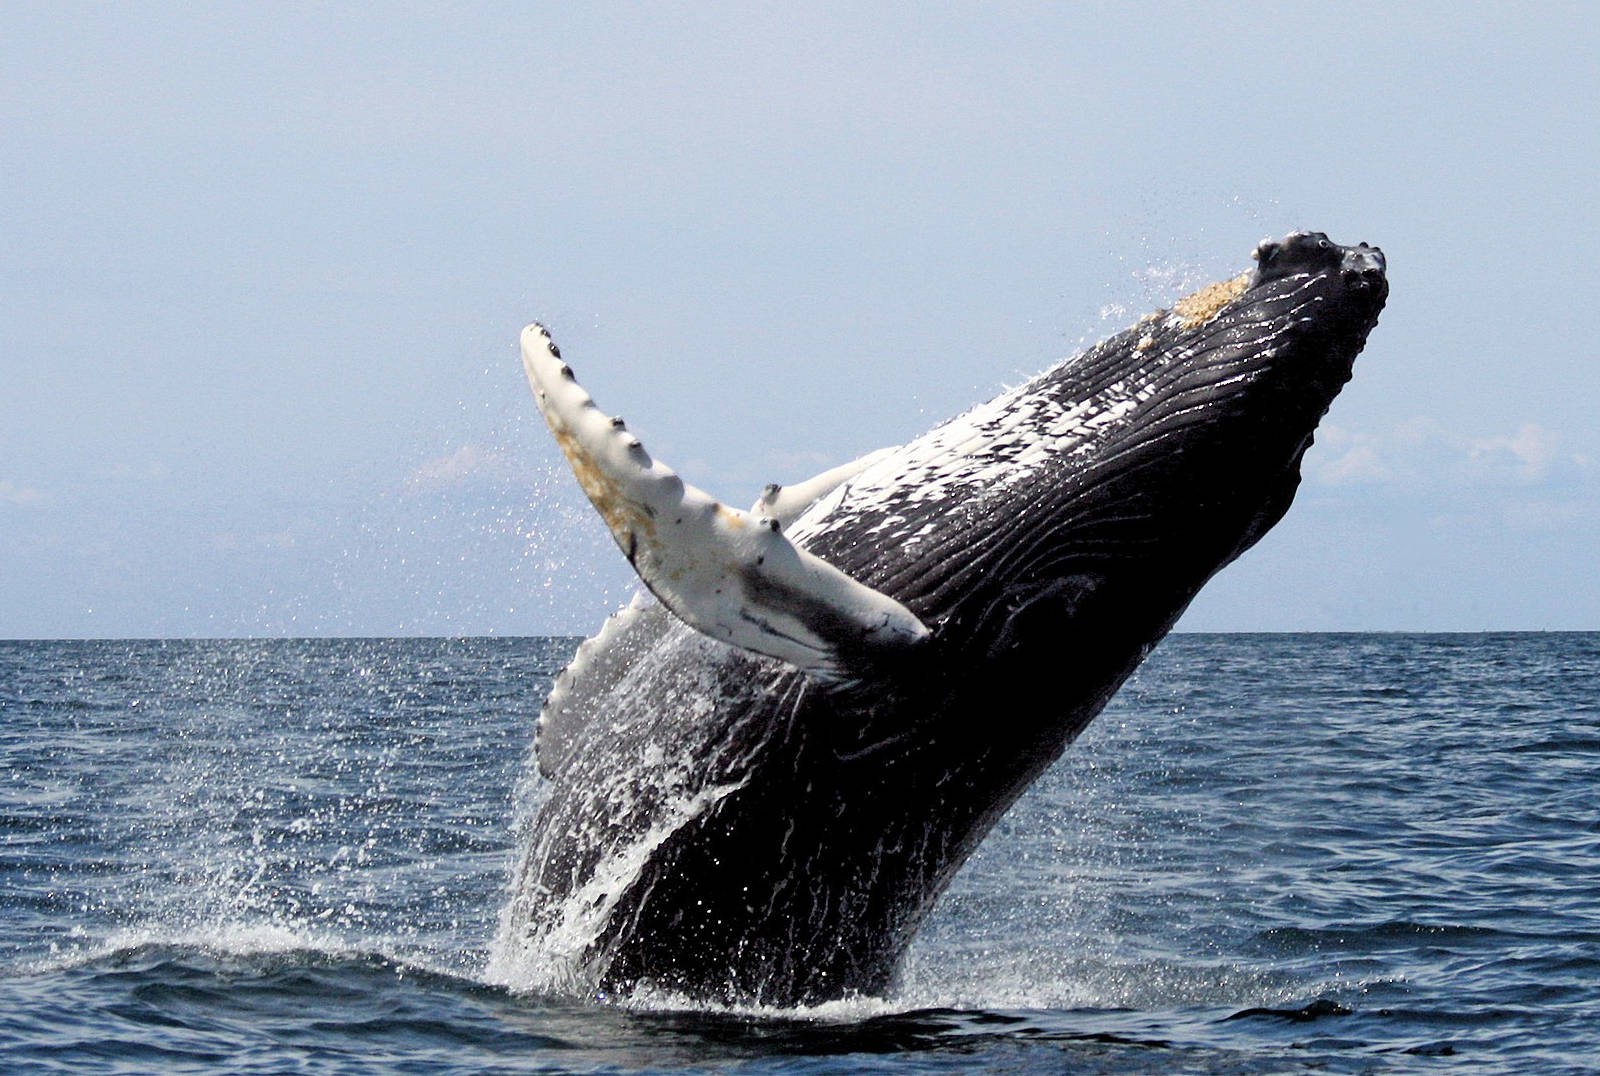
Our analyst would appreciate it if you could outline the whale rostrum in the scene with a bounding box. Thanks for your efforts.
[520,323,928,680]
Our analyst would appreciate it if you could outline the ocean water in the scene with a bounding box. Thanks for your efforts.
[2,634,1597,1074]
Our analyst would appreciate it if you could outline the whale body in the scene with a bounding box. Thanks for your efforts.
[494,232,1388,1006]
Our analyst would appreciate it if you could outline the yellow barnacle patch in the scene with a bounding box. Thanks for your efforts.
[549,423,658,553]
[1173,272,1251,328]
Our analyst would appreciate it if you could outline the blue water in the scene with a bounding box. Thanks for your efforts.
[2,634,1597,1073]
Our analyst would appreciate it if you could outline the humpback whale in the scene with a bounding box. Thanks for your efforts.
[495,232,1387,1007]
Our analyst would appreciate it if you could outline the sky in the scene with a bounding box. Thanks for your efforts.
[3,3,1597,637]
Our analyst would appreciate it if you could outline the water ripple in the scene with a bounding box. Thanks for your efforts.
[1,634,1597,1073]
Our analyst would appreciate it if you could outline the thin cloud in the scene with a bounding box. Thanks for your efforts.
[0,479,45,506]
[1468,423,1561,482]
[403,444,517,495]
[1307,419,1592,491]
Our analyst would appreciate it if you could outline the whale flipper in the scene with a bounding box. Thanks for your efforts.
[539,451,903,776]
[520,324,929,678]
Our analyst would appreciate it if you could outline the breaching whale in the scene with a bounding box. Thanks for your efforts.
[495,232,1387,1007]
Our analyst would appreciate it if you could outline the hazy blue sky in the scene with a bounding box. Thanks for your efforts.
[4,3,1596,636]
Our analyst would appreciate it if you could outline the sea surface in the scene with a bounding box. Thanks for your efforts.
[2,633,1597,1074]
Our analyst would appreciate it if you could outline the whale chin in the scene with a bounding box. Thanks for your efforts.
[498,232,1388,1007]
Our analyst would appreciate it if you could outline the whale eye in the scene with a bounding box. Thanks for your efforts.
[1317,237,1331,251]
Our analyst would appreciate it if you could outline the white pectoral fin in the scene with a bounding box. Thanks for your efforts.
[520,324,928,677]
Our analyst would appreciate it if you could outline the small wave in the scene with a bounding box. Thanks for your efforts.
[1246,920,1509,956]
[586,992,1180,1059]
[13,921,488,994]
[605,949,1354,1028]
[1222,997,1351,1022]
[17,922,357,978]
[1505,736,1600,754]
[618,982,913,1023]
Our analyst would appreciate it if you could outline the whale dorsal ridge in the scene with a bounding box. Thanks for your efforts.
[535,592,674,777]
[520,324,929,679]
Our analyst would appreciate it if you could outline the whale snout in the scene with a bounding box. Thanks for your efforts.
[1339,242,1386,292]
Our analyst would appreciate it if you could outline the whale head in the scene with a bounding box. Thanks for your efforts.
[796,231,1387,738]
[1113,229,1389,557]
